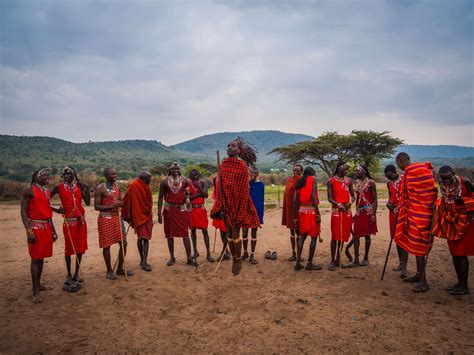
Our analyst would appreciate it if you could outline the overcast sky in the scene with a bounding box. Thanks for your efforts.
[1,0,472,146]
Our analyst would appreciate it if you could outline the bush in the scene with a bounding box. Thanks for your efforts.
[0,181,28,200]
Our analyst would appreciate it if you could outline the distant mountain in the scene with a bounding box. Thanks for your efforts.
[172,130,313,162]
[396,145,473,159]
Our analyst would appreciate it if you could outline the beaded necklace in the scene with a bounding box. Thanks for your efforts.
[168,175,183,194]
[390,176,401,201]
[441,175,461,204]
[355,178,371,206]
[64,181,79,215]
[33,183,49,199]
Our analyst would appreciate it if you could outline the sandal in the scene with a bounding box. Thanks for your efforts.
[265,251,272,259]
[270,251,277,260]
[305,263,322,271]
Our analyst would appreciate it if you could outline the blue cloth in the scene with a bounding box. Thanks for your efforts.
[250,180,265,224]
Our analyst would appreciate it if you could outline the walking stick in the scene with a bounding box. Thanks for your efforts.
[381,211,398,280]
[63,215,84,281]
[212,228,217,253]
[113,223,131,274]
[214,243,231,274]
[423,206,438,280]
[339,208,344,273]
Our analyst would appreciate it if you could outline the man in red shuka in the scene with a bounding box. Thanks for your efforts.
[293,166,322,271]
[327,162,355,271]
[21,168,59,303]
[282,164,303,261]
[210,138,260,276]
[51,166,90,290]
[188,169,214,262]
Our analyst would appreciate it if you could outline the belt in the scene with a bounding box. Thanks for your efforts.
[99,212,119,217]
[65,216,84,222]
[164,202,186,208]
[28,218,51,224]
[192,204,204,209]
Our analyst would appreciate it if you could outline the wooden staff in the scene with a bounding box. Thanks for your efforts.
[212,150,221,254]
[212,228,217,253]
[118,213,128,281]
[113,223,131,273]
[63,215,84,281]
[339,211,343,273]
[214,243,231,274]
[381,211,399,281]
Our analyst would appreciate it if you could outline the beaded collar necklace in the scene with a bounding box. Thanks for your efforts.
[441,175,461,203]
[169,175,183,194]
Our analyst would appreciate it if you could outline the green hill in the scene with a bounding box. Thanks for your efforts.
[0,135,198,181]
[1,133,473,182]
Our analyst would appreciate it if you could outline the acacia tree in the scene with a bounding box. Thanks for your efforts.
[270,130,403,176]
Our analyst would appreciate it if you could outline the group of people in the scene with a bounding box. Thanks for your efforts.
[20,138,473,303]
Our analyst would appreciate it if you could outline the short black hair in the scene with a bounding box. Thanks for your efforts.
[395,152,410,162]
[384,164,397,174]
[332,161,347,176]
[439,166,454,175]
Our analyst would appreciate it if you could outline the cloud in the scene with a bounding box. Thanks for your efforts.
[0,0,472,146]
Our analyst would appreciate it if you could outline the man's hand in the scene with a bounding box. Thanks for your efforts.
[386,203,394,212]
[52,232,58,243]
[344,202,352,211]
[26,229,36,244]
[370,214,376,224]
[316,214,321,225]
[337,203,345,211]
[114,201,124,208]
[57,207,66,215]
[157,213,163,224]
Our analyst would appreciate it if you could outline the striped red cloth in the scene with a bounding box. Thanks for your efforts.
[210,157,260,229]
[394,163,438,256]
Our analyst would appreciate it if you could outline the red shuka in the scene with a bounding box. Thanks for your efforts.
[329,176,352,242]
[27,184,53,259]
[282,176,300,229]
[59,183,88,256]
[297,176,320,237]
[122,178,153,239]
[163,178,189,238]
[97,183,122,248]
[353,180,378,237]
[388,177,402,238]
[394,163,438,256]
[432,177,474,256]
[210,157,260,229]
[211,176,227,232]
[189,180,209,229]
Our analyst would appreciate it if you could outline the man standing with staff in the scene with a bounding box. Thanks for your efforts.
[95,167,133,280]
[50,166,90,290]
[394,153,438,293]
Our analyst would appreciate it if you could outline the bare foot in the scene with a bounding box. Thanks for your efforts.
[32,292,43,304]
[106,271,117,280]
[413,281,430,293]
[232,258,242,276]
[403,274,421,283]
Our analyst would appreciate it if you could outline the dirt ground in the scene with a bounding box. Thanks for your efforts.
[0,202,473,353]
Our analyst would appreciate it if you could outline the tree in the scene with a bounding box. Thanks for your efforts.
[269,130,403,176]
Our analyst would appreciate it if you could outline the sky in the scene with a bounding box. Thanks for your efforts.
[0,0,473,146]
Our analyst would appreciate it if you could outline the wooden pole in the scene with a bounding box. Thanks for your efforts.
[63,216,83,281]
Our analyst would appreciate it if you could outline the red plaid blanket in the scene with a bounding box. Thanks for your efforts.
[210,157,260,229]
